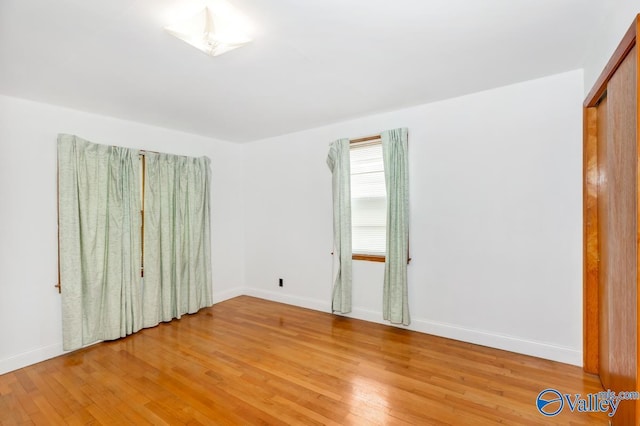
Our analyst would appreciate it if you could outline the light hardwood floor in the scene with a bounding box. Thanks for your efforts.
[0,296,607,425]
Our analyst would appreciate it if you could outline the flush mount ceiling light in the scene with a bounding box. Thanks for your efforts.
[165,6,252,57]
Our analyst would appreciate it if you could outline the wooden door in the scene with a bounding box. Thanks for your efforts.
[584,19,639,423]
[584,16,640,426]
[608,46,637,425]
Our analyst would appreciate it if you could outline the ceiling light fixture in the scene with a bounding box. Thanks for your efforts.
[165,5,252,57]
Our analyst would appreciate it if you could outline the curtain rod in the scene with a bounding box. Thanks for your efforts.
[350,135,381,144]
[327,133,381,146]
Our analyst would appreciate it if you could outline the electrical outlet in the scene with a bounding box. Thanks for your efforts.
[279,278,283,287]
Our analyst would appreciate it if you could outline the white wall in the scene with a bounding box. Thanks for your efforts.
[0,69,585,373]
[0,94,244,374]
[242,70,585,365]
[583,2,640,94]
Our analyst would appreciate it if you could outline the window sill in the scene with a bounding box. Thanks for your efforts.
[353,254,385,262]
[351,254,412,264]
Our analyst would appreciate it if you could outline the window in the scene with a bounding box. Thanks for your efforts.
[350,139,386,261]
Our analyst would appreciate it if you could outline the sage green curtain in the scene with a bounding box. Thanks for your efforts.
[327,138,352,313]
[381,128,410,325]
[58,134,142,351]
[142,152,213,326]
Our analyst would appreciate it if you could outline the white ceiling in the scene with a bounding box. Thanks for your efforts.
[0,0,604,142]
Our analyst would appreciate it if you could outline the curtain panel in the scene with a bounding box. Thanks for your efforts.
[381,128,410,325]
[58,134,142,351]
[58,135,213,351]
[142,152,213,327]
[327,138,353,313]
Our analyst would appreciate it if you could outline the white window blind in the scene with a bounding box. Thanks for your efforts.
[350,141,386,255]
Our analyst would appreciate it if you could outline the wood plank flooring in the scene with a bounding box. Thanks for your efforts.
[0,296,607,425]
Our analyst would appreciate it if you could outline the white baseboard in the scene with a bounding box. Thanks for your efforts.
[243,288,331,313]
[346,307,581,366]
[0,286,245,376]
[0,288,581,376]
[0,343,64,375]
[244,289,582,366]
[212,286,246,304]
[414,318,581,366]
